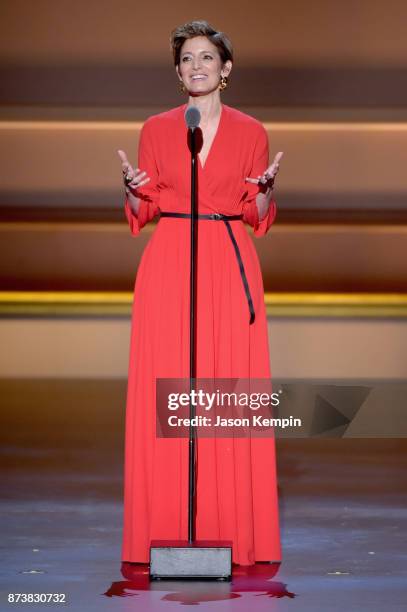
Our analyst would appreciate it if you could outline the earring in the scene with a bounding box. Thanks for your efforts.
[219,75,228,91]
[179,80,187,93]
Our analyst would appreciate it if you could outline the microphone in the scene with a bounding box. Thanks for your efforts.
[185,106,201,131]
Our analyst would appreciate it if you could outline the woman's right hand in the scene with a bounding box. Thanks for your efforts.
[117,149,151,195]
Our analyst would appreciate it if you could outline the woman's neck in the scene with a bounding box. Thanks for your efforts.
[186,93,222,127]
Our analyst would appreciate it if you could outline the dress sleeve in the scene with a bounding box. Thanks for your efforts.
[124,118,161,236]
[242,124,277,237]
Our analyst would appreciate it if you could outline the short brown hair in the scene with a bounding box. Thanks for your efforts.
[170,20,233,67]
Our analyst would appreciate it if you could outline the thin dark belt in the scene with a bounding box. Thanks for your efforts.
[159,211,255,325]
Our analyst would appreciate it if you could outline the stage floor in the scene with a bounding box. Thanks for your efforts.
[0,379,406,611]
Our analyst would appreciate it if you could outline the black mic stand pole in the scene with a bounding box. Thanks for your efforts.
[188,123,198,544]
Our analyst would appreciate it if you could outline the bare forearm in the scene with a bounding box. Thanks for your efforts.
[255,190,273,221]
[126,189,141,216]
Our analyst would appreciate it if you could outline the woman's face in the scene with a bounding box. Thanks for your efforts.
[176,35,231,96]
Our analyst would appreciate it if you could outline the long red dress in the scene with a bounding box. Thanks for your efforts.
[121,102,281,565]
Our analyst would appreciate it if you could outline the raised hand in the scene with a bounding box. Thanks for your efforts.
[245,151,284,193]
[117,149,151,194]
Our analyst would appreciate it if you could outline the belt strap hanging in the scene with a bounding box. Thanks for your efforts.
[159,211,255,325]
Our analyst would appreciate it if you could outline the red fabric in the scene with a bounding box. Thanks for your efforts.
[122,103,281,565]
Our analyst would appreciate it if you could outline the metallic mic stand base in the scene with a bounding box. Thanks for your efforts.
[150,540,232,580]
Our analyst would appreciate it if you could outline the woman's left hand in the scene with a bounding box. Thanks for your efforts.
[245,151,284,194]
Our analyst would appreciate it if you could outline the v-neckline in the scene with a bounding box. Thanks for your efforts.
[183,103,225,171]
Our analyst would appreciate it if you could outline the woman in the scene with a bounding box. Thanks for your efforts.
[118,20,283,566]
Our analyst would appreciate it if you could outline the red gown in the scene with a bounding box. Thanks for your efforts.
[121,102,281,565]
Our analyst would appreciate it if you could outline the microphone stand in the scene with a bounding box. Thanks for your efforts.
[149,112,232,581]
